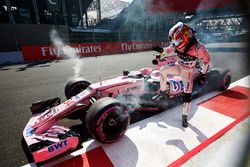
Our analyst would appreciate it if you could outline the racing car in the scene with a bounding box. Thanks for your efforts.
[23,52,231,163]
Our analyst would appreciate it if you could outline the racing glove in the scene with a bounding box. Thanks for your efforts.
[199,63,209,85]
[152,45,164,53]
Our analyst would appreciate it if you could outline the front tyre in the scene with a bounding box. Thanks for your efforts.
[65,78,91,99]
[64,78,91,120]
[86,97,130,143]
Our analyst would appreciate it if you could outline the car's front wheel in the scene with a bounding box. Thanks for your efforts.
[64,78,91,99]
[86,97,130,143]
[64,78,91,120]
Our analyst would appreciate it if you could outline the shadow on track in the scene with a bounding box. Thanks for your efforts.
[16,60,61,72]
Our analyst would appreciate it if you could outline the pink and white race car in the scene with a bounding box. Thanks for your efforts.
[23,53,231,163]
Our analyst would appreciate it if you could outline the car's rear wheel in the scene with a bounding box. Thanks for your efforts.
[207,68,231,91]
[86,97,130,143]
[218,69,231,91]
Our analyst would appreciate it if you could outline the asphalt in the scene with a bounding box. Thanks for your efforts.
[0,50,248,167]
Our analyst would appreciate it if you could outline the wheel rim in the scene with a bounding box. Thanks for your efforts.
[101,107,128,139]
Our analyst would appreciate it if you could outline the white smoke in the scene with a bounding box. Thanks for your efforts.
[49,29,83,79]
[115,78,160,114]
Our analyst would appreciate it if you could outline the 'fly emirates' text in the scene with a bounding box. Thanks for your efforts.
[41,45,102,57]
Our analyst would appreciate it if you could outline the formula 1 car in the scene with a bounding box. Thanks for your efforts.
[23,52,231,163]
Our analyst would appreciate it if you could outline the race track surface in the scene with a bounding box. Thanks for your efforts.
[0,50,248,166]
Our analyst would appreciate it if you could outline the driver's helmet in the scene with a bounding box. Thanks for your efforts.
[168,22,193,52]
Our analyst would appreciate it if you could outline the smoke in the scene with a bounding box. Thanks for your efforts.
[116,94,146,114]
[49,29,83,79]
[123,0,146,24]
[115,76,159,114]
[119,0,170,41]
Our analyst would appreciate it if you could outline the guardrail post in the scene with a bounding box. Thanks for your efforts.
[92,28,95,42]
[62,0,68,26]
[32,0,40,24]
[5,0,15,24]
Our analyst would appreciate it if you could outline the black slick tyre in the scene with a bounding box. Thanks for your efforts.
[86,97,130,143]
[64,78,91,99]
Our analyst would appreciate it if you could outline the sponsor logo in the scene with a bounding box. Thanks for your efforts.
[118,85,142,94]
[25,125,34,137]
[41,45,102,57]
[48,140,68,153]
[73,88,90,101]
[170,80,184,92]
[73,95,81,100]
[160,41,168,47]
[35,107,59,123]
[63,98,75,106]
[178,59,195,67]
[121,43,152,52]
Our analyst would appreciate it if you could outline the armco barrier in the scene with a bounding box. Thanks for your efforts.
[0,52,23,64]
[21,41,168,62]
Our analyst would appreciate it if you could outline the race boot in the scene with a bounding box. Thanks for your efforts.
[182,93,192,128]
[182,115,188,127]
[152,90,167,101]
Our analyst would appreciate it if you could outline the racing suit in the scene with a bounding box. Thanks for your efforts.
[157,38,211,127]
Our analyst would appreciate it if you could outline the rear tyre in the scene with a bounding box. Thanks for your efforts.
[218,69,231,91]
[86,97,130,143]
[207,68,231,91]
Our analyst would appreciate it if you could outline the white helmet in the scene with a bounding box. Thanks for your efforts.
[169,22,194,52]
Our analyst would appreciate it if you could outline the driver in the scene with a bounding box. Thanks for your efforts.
[152,22,211,127]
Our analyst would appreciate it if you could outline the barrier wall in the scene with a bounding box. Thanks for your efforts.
[1,42,246,64]
[21,41,168,61]
[0,52,23,64]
